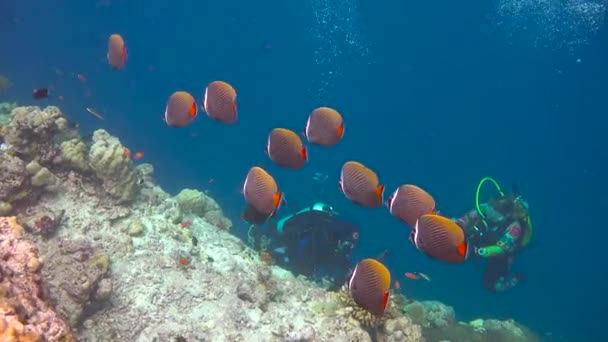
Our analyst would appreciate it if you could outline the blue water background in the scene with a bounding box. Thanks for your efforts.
[1,0,605,340]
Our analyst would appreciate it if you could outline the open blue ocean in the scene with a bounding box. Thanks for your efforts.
[1,0,606,340]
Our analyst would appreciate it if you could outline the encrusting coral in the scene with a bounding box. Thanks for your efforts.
[0,216,75,341]
[37,239,112,327]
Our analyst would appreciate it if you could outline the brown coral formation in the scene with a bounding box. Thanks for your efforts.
[38,239,112,326]
[0,106,67,158]
[0,216,75,341]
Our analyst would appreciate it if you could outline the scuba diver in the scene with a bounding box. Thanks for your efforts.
[455,177,533,292]
[247,202,359,286]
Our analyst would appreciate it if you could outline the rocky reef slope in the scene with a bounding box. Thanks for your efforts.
[0,104,539,342]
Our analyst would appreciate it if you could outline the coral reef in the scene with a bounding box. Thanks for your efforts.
[0,216,75,341]
[0,105,68,158]
[401,300,540,342]
[59,139,89,172]
[0,106,144,208]
[0,153,27,207]
[325,289,424,341]
[175,188,232,229]
[18,207,65,236]
[88,129,139,203]
[404,300,455,328]
[0,104,540,341]
[37,239,112,326]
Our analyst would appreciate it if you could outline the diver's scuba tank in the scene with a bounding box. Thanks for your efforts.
[275,202,336,236]
[311,202,337,214]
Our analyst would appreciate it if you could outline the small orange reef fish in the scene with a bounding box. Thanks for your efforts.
[123,148,131,159]
[405,272,420,280]
[133,151,144,160]
[179,257,189,266]
[181,219,191,229]
[394,280,401,290]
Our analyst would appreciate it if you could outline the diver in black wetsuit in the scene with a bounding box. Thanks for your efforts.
[247,202,359,286]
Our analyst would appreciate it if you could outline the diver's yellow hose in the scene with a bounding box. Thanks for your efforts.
[475,177,505,218]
